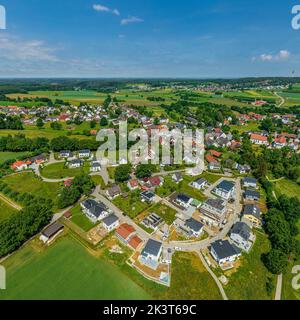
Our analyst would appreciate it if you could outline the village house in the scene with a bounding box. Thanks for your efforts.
[210,240,241,266]
[273,136,287,149]
[106,185,121,200]
[90,161,101,172]
[11,160,31,171]
[242,204,262,228]
[250,133,268,146]
[59,150,73,158]
[116,223,136,244]
[80,199,109,223]
[191,177,209,190]
[127,179,139,191]
[230,222,254,252]
[213,180,235,200]
[140,190,156,203]
[172,172,183,183]
[102,214,119,232]
[78,149,91,158]
[185,218,204,238]
[68,159,83,168]
[139,239,163,269]
[40,222,64,244]
[141,213,163,231]
[200,198,227,226]
[175,193,193,209]
[244,189,260,201]
[242,177,258,189]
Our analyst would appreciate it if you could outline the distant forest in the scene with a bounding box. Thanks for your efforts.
[0,77,300,94]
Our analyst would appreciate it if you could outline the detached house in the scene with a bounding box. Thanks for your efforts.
[140,190,156,203]
[140,239,163,269]
[242,204,261,228]
[185,218,204,238]
[81,199,109,223]
[102,214,119,232]
[68,159,83,168]
[250,133,268,146]
[213,180,235,200]
[242,177,257,189]
[127,179,139,191]
[60,150,72,158]
[78,149,91,158]
[210,240,241,266]
[175,193,193,209]
[191,178,208,190]
[230,222,254,252]
[90,161,101,172]
[172,172,183,183]
[106,185,121,200]
[244,189,260,201]
[200,198,227,226]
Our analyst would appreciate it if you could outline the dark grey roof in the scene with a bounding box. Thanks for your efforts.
[185,218,204,232]
[211,240,241,259]
[42,222,64,238]
[82,199,107,218]
[242,177,257,185]
[142,239,162,257]
[244,189,260,199]
[231,222,251,241]
[102,214,119,226]
[216,180,235,192]
[203,198,225,211]
[194,178,207,185]
[79,149,90,153]
[91,162,101,167]
[141,190,155,200]
[173,172,183,180]
[69,159,82,165]
[107,185,121,197]
[60,150,71,155]
[243,204,261,219]
[176,193,191,203]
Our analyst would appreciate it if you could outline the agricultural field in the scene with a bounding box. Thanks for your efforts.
[0,235,150,300]
[225,232,276,300]
[0,197,18,221]
[2,172,61,203]
[40,162,90,179]
[0,151,30,164]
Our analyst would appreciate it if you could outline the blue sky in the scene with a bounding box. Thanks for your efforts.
[0,0,299,78]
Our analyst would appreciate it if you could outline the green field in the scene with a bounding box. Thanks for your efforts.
[225,231,276,300]
[273,178,300,201]
[113,193,150,218]
[69,203,96,232]
[0,151,30,164]
[144,202,177,225]
[3,172,60,203]
[0,198,18,221]
[41,162,89,179]
[0,235,150,300]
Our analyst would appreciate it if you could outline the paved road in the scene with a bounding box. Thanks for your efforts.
[197,251,228,300]
[275,274,282,300]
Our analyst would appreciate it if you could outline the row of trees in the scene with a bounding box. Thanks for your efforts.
[0,199,53,258]
[0,134,49,152]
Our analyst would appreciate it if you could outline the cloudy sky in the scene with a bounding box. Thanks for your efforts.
[0,0,299,78]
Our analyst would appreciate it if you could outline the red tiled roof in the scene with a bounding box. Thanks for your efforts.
[128,235,142,249]
[205,154,218,164]
[209,149,222,158]
[116,224,135,240]
[274,137,286,144]
[149,176,162,186]
[250,134,268,142]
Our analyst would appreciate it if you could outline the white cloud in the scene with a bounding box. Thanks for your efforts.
[0,34,59,62]
[121,16,144,25]
[257,50,291,62]
[93,4,120,16]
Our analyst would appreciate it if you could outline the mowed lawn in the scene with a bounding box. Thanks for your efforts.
[0,198,18,221]
[0,236,150,300]
[3,172,61,201]
[70,203,96,232]
[41,162,89,179]
[225,232,276,300]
